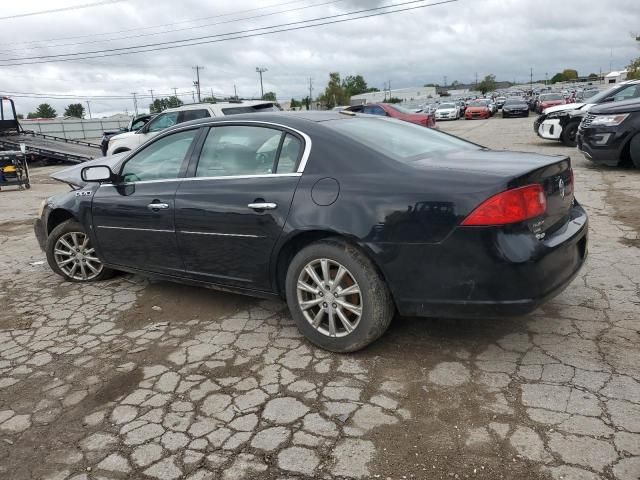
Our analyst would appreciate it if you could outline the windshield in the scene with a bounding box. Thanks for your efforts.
[325,117,478,163]
[540,93,564,101]
[439,103,456,109]
[504,98,525,105]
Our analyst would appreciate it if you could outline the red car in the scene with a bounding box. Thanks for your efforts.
[536,93,566,113]
[464,100,491,120]
[346,103,436,128]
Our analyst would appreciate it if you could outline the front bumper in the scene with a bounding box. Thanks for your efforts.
[376,202,588,318]
[34,218,47,251]
[577,125,627,167]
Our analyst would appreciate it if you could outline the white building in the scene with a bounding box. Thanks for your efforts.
[604,70,628,84]
[350,86,437,105]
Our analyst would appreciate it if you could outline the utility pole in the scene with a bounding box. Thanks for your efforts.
[443,76,447,88]
[256,67,267,99]
[545,72,548,85]
[192,66,204,102]
[308,77,313,110]
[530,67,533,91]
[148,89,154,102]
[233,84,238,99]
[131,92,138,116]
[210,88,214,101]
[191,91,196,103]
[171,87,178,97]
[86,101,92,119]
[475,72,478,90]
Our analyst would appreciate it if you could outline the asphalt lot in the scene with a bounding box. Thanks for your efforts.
[0,115,638,480]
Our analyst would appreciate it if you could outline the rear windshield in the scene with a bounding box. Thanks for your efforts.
[540,93,564,101]
[221,103,280,115]
[325,117,478,162]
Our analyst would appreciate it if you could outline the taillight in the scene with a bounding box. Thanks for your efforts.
[462,184,547,226]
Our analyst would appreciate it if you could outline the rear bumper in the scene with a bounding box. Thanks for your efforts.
[375,203,588,319]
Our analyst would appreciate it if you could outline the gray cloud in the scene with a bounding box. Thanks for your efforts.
[0,0,638,116]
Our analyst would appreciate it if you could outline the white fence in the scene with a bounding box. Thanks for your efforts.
[19,118,130,141]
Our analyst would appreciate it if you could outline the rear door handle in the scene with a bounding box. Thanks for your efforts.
[147,202,170,210]
[247,202,277,210]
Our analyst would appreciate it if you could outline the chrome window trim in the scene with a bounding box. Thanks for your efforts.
[179,230,263,238]
[100,172,302,187]
[96,225,174,233]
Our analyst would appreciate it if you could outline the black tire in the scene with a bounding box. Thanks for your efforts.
[561,121,579,147]
[630,134,640,169]
[285,238,394,352]
[46,219,115,282]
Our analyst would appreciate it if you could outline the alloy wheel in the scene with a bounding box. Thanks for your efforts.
[296,258,362,337]
[53,231,103,281]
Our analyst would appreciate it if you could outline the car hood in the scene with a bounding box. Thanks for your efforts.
[436,108,457,112]
[543,102,587,114]
[466,106,488,112]
[110,131,138,142]
[503,103,528,109]
[590,98,640,115]
[50,153,127,188]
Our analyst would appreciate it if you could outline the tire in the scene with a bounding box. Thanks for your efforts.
[285,238,394,352]
[630,134,640,168]
[561,121,579,147]
[46,219,115,282]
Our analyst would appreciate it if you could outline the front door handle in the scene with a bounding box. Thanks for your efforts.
[247,202,277,210]
[147,202,170,210]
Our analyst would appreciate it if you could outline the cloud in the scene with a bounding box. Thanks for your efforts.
[0,0,638,116]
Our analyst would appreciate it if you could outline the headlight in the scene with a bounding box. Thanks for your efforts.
[590,114,629,126]
[37,199,47,218]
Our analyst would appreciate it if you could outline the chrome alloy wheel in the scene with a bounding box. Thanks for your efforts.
[296,258,362,337]
[53,231,103,281]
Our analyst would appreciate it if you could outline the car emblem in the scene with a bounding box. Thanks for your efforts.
[558,178,565,199]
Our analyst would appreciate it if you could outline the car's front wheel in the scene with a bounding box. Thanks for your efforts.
[46,220,114,282]
[561,121,579,147]
[285,239,394,352]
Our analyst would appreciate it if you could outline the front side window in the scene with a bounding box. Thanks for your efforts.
[147,112,179,133]
[195,126,284,177]
[610,85,640,102]
[120,129,197,182]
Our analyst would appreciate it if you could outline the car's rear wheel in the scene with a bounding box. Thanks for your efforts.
[46,220,114,282]
[630,133,640,168]
[561,121,579,147]
[285,239,394,352]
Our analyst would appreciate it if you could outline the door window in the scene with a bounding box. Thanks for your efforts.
[195,126,285,177]
[609,85,640,102]
[180,109,211,122]
[120,129,197,182]
[147,112,179,133]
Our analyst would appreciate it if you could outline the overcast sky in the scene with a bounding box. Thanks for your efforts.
[1,0,639,116]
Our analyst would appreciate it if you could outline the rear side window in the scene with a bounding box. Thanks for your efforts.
[275,134,302,173]
[221,103,280,115]
[180,109,211,122]
[326,117,477,162]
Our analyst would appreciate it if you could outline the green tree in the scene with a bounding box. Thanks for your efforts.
[319,72,348,109]
[290,98,301,109]
[16,113,24,119]
[478,74,496,94]
[627,57,640,80]
[302,96,311,110]
[386,97,403,104]
[149,96,184,113]
[33,103,57,118]
[341,75,368,97]
[64,103,85,118]
[562,69,578,80]
[588,73,599,81]
[262,92,277,101]
[551,72,566,83]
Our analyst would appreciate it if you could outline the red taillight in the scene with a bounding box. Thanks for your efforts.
[462,184,547,226]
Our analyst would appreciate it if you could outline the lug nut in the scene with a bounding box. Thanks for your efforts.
[332,303,337,308]
[323,302,328,308]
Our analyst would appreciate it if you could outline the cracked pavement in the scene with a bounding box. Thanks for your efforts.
[0,116,638,480]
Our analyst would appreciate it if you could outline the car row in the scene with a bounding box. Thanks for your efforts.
[345,103,436,127]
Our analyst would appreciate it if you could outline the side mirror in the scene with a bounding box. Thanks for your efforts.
[81,165,113,182]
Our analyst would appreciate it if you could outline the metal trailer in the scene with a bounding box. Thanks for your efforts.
[1,97,101,164]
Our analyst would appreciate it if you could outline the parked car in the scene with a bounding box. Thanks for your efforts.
[106,100,280,155]
[345,103,436,128]
[536,93,566,113]
[456,100,466,116]
[577,98,640,168]
[535,80,640,147]
[100,114,153,156]
[35,112,587,352]
[495,97,507,109]
[501,98,530,118]
[464,100,491,119]
[434,102,460,120]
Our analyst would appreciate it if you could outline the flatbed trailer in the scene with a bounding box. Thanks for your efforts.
[1,97,101,164]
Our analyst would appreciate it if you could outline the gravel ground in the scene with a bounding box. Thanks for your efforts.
[0,115,638,480]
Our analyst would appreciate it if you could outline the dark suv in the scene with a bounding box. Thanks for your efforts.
[577,98,640,168]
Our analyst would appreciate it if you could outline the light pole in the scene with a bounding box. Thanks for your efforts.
[256,67,267,99]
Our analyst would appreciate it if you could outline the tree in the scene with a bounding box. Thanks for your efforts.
[262,91,277,101]
[478,74,496,94]
[551,72,566,83]
[302,96,311,110]
[64,103,85,118]
[290,98,301,110]
[562,69,578,81]
[627,57,640,80]
[149,96,183,113]
[33,103,57,118]
[450,80,460,87]
[319,72,348,109]
[16,113,24,119]
[588,73,599,81]
[386,97,403,104]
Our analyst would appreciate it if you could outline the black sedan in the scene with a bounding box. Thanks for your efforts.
[35,112,588,352]
[502,97,530,118]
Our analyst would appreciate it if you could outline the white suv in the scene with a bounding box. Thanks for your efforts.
[105,101,279,156]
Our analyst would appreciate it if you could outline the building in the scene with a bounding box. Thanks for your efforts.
[604,70,628,84]
[350,86,437,105]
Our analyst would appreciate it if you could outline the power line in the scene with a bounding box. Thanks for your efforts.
[0,0,127,21]
[0,0,347,56]
[0,0,459,66]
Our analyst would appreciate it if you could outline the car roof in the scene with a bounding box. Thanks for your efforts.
[164,100,275,112]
